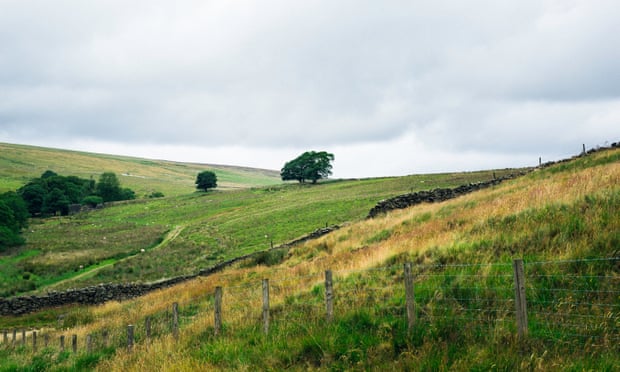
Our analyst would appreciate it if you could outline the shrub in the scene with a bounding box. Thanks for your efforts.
[82,195,103,207]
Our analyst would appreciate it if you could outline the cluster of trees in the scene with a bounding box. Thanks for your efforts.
[0,170,136,251]
[18,171,135,217]
[0,191,29,252]
[281,151,335,184]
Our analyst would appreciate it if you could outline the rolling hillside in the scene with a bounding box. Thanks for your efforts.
[0,142,521,297]
[0,142,281,197]
[0,145,617,370]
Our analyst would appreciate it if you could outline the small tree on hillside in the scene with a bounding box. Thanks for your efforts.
[281,151,335,184]
[196,171,217,192]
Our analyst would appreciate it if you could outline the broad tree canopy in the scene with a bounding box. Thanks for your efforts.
[281,151,335,184]
[196,170,218,191]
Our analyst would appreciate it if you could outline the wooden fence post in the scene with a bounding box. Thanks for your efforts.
[325,270,334,323]
[172,303,179,341]
[12,329,16,347]
[513,259,528,339]
[2,329,6,345]
[21,329,26,347]
[404,262,416,331]
[32,331,37,353]
[102,330,108,348]
[87,334,93,354]
[59,335,65,352]
[214,286,223,336]
[262,279,270,335]
[127,325,134,352]
[72,334,77,353]
[145,316,152,342]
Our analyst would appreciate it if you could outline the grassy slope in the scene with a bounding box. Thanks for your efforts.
[2,162,517,296]
[0,148,618,371]
[0,142,280,196]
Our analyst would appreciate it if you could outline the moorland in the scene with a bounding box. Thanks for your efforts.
[0,142,618,371]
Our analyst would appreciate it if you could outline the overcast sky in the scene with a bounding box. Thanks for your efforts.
[1,1,618,178]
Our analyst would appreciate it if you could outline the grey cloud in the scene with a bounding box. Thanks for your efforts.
[0,0,618,173]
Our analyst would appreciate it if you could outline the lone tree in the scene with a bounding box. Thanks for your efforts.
[196,170,218,192]
[281,151,335,184]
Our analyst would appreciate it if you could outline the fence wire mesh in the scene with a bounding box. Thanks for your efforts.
[2,257,618,356]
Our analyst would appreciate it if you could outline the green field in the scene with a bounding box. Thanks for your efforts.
[0,142,521,296]
[0,143,281,197]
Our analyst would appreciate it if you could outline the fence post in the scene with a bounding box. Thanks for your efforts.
[513,259,528,339]
[404,262,416,331]
[262,279,270,335]
[127,325,134,352]
[172,303,179,341]
[214,286,223,336]
[325,270,334,322]
[60,335,65,352]
[145,316,152,342]
[2,329,6,345]
[21,330,26,347]
[72,334,77,353]
[102,330,108,348]
[32,331,37,353]
[87,334,92,354]
[44,334,49,348]
[12,329,16,347]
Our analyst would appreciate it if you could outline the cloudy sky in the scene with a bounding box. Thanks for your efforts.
[1,1,618,178]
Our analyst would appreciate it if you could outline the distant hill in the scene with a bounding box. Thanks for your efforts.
[0,142,282,197]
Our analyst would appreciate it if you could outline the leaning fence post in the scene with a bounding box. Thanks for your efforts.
[214,286,223,336]
[262,279,270,335]
[127,325,134,352]
[172,303,179,341]
[325,270,334,323]
[513,259,528,339]
[404,262,416,331]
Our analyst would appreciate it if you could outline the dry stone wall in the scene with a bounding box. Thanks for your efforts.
[0,276,197,316]
[367,175,520,218]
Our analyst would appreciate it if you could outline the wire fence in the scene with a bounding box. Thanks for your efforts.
[1,257,618,355]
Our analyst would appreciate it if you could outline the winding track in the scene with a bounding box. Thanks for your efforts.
[43,225,185,290]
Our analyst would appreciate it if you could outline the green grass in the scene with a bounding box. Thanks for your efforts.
[0,142,281,196]
[2,168,517,295]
